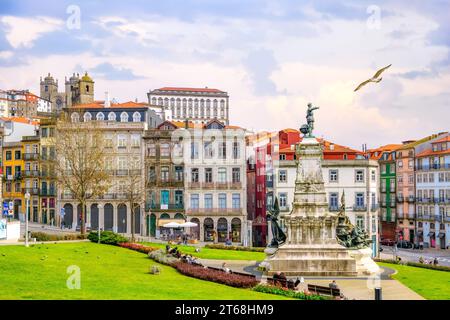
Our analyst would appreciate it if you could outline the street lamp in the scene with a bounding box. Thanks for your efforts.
[24,192,30,247]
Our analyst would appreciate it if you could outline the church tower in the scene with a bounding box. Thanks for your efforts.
[40,73,58,103]
[79,72,94,104]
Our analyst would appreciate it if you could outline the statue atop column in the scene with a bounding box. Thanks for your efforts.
[299,103,319,138]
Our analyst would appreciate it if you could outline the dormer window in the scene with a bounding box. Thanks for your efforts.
[71,112,79,123]
[120,112,129,122]
[132,111,141,122]
[96,112,105,121]
[83,112,92,122]
[108,112,116,121]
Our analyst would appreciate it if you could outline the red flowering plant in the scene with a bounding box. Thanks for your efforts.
[118,242,159,254]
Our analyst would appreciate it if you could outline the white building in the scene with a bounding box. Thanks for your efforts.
[182,120,248,245]
[148,87,230,125]
[415,135,450,249]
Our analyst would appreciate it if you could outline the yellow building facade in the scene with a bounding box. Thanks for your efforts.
[2,142,24,219]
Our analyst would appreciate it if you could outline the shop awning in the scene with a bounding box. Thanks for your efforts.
[157,219,185,227]
[438,232,445,238]
[427,231,435,237]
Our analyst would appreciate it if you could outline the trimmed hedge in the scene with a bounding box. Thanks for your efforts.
[87,231,129,245]
[253,284,327,300]
[205,244,265,252]
[118,242,159,254]
[30,232,87,242]
[173,261,258,288]
[375,258,450,272]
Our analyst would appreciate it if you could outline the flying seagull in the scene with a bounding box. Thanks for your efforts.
[354,64,392,92]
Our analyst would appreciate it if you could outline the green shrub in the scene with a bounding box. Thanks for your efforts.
[253,284,327,300]
[30,232,87,241]
[87,231,128,245]
[204,244,265,252]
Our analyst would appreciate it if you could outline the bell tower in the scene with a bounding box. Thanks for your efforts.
[40,73,58,103]
[79,72,94,104]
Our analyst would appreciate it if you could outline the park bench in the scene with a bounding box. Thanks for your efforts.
[307,284,340,297]
[230,270,257,280]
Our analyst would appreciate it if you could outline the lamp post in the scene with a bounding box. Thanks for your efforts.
[24,192,30,247]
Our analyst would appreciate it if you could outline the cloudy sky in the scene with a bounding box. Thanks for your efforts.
[0,0,449,149]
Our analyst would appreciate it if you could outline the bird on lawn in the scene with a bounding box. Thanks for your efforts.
[354,64,392,92]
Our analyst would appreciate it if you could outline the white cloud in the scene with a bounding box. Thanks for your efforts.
[1,16,63,48]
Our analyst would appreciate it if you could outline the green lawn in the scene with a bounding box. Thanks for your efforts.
[378,262,450,300]
[141,242,266,261]
[0,243,286,300]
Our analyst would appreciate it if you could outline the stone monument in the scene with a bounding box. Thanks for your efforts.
[263,103,379,276]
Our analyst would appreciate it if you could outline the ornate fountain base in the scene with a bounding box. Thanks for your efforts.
[264,243,357,277]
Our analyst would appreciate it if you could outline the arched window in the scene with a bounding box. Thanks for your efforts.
[183,98,187,107]
[120,112,129,122]
[132,111,141,122]
[108,112,116,121]
[176,98,181,107]
[220,99,225,108]
[158,98,163,106]
[151,97,156,105]
[71,112,79,123]
[164,98,169,107]
[96,112,105,121]
[213,99,218,108]
[83,112,92,122]
[170,98,175,107]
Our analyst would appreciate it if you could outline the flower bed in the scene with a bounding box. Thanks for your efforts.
[374,258,450,272]
[173,261,258,288]
[204,243,265,252]
[30,232,87,241]
[118,242,159,254]
[253,284,326,300]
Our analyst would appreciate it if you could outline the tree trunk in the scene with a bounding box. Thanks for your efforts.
[80,200,86,235]
[131,203,135,243]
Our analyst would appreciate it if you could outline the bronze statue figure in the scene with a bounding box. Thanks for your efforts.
[300,103,319,138]
[335,191,371,249]
[267,197,287,248]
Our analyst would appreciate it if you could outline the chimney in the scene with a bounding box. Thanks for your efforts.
[105,91,110,108]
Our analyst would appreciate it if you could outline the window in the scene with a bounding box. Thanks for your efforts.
[409,174,414,184]
[371,170,376,182]
[14,150,21,160]
[108,112,116,121]
[329,193,338,209]
[191,142,199,159]
[429,173,434,183]
[41,127,48,137]
[117,157,127,170]
[5,151,11,160]
[96,112,104,121]
[131,134,140,148]
[147,144,156,156]
[83,112,92,122]
[218,167,227,183]
[71,112,79,122]
[120,112,129,122]
[398,160,403,168]
[160,143,170,157]
[232,168,240,183]
[160,166,169,182]
[219,142,226,159]
[381,164,386,174]
[279,154,286,160]
[232,194,241,209]
[355,170,364,182]
[218,193,227,209]
[148,166,156,182]
[279,170,287,183]
[204,141,213,158]
[204,194,213,208]
[329,169,338,182]
[417,174,422,183]
[372,215,376,233]
[117,134,127,148]
[175,166,183,182]
[205,168,213,183]
[232,141,239,159]
[132,112,141,122]
[356,216,364,230]
[175,190,183,207]
[190,194,199,209]
[279,193,287,208]
[191,168,199,182]
[355,192,365,207]
[408,159,413,168]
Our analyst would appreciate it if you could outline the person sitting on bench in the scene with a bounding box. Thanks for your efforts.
[329,280,339,290]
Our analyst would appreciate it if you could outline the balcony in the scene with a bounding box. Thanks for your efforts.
[230,182,242,189]
[202,182,215,189]
[23,187,40,195]
[389,201,396,208]
[188,182,201,189]
[24,153,39,160]
[353,205,367,212]
[216,182,229,189]
[416,163,450,171]
[407,196,415,203]
[129,169,141,176]
[444,216,450,222]
[434,215,442,222]
[23,170,40,178]
[396,196,404,202]
[146,203,184,211]
[40,189,56,196]
[329,205,340,212]
[280,205,291,212]
[185,208,242,216]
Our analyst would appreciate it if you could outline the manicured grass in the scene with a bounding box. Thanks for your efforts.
[378,262,450,300]
[141,242,266,261]
[0,243,286,300]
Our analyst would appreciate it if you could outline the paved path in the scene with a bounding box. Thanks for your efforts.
[381,245,450,266]
[198,259,424,300]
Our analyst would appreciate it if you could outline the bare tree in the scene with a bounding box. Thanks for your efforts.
[122,166,146,242]
[54,115,111,234]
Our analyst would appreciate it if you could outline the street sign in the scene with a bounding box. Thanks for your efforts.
[3,202,8,211]
[8,201,14,210]
[8,210,14,216]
